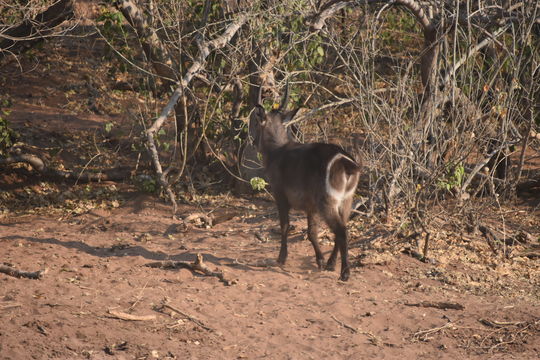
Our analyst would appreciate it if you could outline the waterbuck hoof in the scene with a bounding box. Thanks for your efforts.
[316,259,325,270]
[277,256,287,265]
[339,271,350,281]
[325,262,336,272]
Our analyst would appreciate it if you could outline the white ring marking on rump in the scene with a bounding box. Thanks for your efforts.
[325,153,357,202]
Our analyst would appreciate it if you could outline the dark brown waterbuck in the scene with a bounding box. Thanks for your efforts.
[250,85,361,281]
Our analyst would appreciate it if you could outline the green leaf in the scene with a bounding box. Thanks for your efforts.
[250,177,268,191]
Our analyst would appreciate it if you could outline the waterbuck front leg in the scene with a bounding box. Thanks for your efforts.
[307,213,325,269]
[276,197,290,265]
[325,243,339,272]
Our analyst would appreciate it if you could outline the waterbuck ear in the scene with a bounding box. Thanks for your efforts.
[249,104,266,138]
[282,108,301,124]
[251,105,267,127]
[249,106,264,144]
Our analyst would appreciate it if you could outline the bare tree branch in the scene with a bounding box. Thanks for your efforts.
[460,139,521,193]
[145,14,248,213]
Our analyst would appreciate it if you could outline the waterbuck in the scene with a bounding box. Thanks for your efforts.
[250,85,360,281]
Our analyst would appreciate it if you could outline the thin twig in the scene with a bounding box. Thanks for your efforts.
[412,322,455,341]
[128,281,149,311]
[479,318,525,328]
[159,303,214,332]
[107,309,156,321]
[460,139,521,193]
[331,314,358,333]
[0,302,22,310]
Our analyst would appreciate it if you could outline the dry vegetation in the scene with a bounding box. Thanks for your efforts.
[1,0,539,359]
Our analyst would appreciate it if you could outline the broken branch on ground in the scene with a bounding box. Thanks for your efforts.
[156,302,214,332]
[107,309,156,321]
[145,253,237,286]
[0,264,47,279]
[405,301,464,310]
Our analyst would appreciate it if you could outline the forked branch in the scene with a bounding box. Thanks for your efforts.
[145,14,248,213]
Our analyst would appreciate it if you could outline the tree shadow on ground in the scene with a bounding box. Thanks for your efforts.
[2,234,293,277]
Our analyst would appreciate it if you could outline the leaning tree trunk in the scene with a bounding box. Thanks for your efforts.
[112,0,177,86]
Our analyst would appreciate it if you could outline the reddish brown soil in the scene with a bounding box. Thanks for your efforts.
[1,195,539,360]
[1,17,540,360]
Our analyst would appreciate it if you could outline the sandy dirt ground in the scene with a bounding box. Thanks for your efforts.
[1,193,539,360]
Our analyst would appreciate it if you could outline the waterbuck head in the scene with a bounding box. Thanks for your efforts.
[249,82,300,155]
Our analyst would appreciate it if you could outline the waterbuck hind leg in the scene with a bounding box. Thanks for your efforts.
[276,200,290,265]
[323,208,340,272]
[307,213,324,269]
[324,214,350,280]
[340,196,354,224]
[336,225,350,281]
[325,244,339,272]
